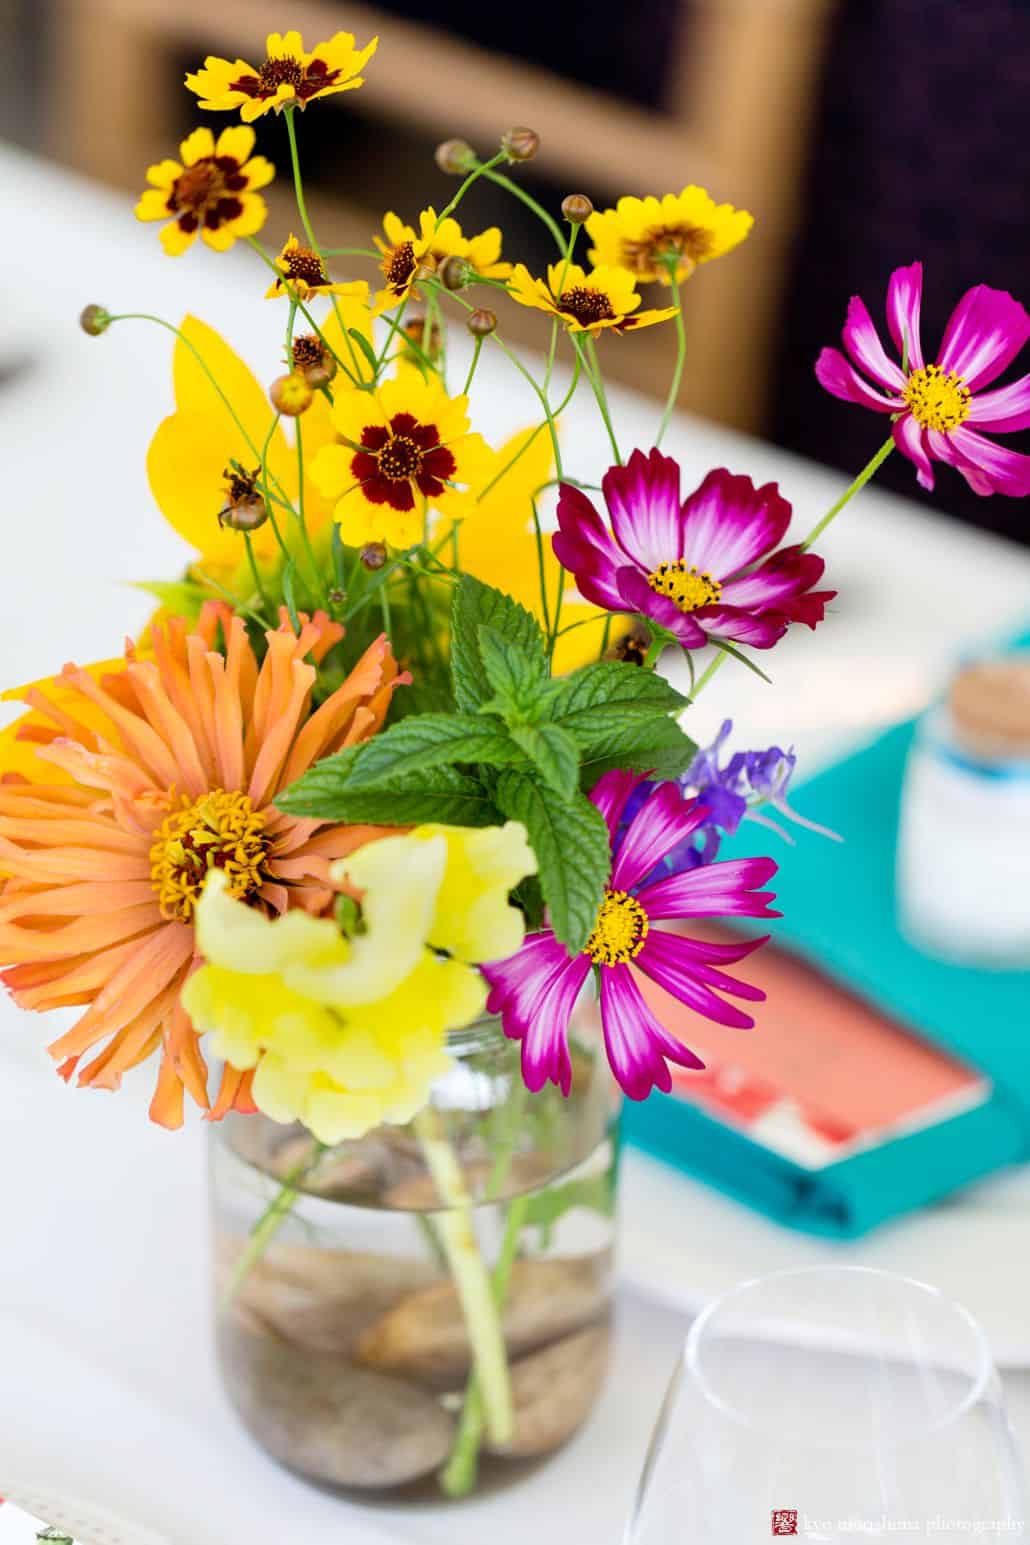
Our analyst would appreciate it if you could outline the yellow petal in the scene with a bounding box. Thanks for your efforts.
[160,221,197,257]
[309,442,353,500]
[145,158,182,190]
[412,822,536,962]
[180,127,216,165]
[240,154,276,192]
[266,30,304,58]
[215,125,256,162]
[331,384,388,444]
[135,189,171,222]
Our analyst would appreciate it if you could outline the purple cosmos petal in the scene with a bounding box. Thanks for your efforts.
[551,528,625,610]
[937,285,1030,390]
[892,411,936,491]
[601,447,684,571]
[589,767,648,843]
[692,604,788,649]
[599,963,705,1100]
[966,373,1030,432]
[616,565,709,648]
[679,469,793,578]
[928,426,1030,498]
[637,856,779,921]
[841,295,907,392]
[815,347,902,412]
[886,262,926,370]
[484,934,590,1096]
[636,927,766,1027]
[649,930,771,968]
[611,783,709,892]
[719,545,827,611]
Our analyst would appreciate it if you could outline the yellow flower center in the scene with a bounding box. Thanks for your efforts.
[150,790,268,923]
[903,363,971,431]
[647,560,722,613]
[625,224,712,280]
[585,889,650,966]
[559,285,616,326]
[282,245,328,288]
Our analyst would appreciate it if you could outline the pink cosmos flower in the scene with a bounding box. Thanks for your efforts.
[816,261,1030,497]
[553,449,834,650]
[482,772,778,1100]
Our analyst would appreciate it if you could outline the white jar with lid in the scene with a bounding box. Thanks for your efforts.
[897,658,1030,967]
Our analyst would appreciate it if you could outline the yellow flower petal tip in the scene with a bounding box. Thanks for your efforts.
[585,186,754,286]
[185,30,378,121]
[507,261,677,334]
[135,129,272,255]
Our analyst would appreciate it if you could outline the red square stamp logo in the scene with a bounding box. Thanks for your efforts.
[771,1510,799,1537]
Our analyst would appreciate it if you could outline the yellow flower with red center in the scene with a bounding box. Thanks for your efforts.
[266,234,369,302]
[309,366,493,548]
[507,262,678,336]
[0,605,405,1129]
[135,126,274,256]
[373,208,512,312]
[185,29,378,122]
[586,186,754,286]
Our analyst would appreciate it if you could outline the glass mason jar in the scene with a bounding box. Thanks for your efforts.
[210,1013,620,1501]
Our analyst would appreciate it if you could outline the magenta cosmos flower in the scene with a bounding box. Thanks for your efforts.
[816,261,1030,497]
[553,450,834,650]
[483,772,778,1100]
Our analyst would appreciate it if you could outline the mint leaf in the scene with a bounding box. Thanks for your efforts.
[477,624,549,718]
[580,716,697,782]
[345,713,519,788]
[451,575,546,712]
[509,722,579,798]
[278,759,501,826]
[495,771,610,951]
[552,661,687,749]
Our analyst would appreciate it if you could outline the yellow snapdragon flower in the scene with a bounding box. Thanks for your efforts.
[182,822,536,1143]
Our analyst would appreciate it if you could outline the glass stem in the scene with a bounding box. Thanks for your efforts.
[413,1106,514,1450]
[219,1138,328,1311]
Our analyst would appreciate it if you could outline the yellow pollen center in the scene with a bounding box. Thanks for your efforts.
[150,789,268,923]
[903,363,971,431]
[585,889,650,966]
[284,246,327,287]
[647,560,722,613]
[559,286,616,326]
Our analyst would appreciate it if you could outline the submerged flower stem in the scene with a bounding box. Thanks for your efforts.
[802,435,895,551]
[655,275,686,447]
[413,1106,514,1451]
[219,1138,328,1310]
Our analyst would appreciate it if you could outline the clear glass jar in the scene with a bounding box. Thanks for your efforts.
[210,1014,620,1501]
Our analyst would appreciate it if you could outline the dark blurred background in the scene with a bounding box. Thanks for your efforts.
[4,0,1030,544]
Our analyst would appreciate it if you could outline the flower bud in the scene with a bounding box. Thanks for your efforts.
[502,127,540,163]
[403,311,443,360]
[606,626,649,666]
[439,254,473,292]
[360,542,388,571]
[291,332,338,389]
[334,892,363,937]
[219,465,268,532]
[79,303,111,336]
[467,307,497,338]
[561,193,594,225]
[269,372,314,416]
[327,586,346,606]
[435,138,477,176]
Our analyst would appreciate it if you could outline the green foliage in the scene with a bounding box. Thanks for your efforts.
[450,576,546,712]
[509,722,579,798]
[494,771,611,951]
[343,713,521,788]
[278,757,502,827]
[477,624,551,720]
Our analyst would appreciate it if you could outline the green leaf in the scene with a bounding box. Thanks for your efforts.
[477,624,549,717]
[331,522,348,589]
[450,575,546,712]
[281,559,301,632]
[523,1172,615,1234]
[511,873,546,932]
[348,327,379,376]
[579,717,697,784]
[495,771,610,952]
[131,578,207,621]
[700,639,773,687]
[278,758,501,827]
[551,660,687,749]
[509,722,580,798]
[344,713,519,788]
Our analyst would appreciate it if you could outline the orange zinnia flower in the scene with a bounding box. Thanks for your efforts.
[0,603,405,1128]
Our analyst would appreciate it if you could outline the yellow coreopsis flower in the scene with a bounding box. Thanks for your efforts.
[265,234,369,302]
[586,187,754,286]
[185,29,378,122]
[373,208,511,312]
[183,821,536,1143]
[309,365,493,549]
[146,306,373,579]
[507,262,678,336]
[135,127,273,256]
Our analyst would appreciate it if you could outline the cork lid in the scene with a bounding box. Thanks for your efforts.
[949,658,1030,758]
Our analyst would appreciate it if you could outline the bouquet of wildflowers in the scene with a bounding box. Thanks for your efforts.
[5,17,1030,1500]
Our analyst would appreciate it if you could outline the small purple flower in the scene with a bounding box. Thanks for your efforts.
[553,449,835,653]
[816,261,1030,497]
[483,771,779,1101]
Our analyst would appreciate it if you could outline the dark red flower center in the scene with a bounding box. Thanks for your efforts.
[384,240,417,291]
[167,154,247,233]
[624,224,713,278]
[558,285,617,326]
[281,246,328,287]
[230,54,343,103]
[259,55,305,92]
[350,412,458,513]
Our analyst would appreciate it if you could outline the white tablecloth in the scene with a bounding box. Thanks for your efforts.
[2,142,1030,1541]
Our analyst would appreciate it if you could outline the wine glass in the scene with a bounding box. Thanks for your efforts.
[625,1266,1025,1543]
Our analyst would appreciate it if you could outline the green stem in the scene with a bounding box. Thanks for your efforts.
[531,497,553,636]
[462,335,484,396]
[691,649,727,697]
[292,418,323,596]
[413,1106,514,1451]
[576,336,621,465]
[436,151,506,227]
[246,237,361,386]
[802,435,895,550]
[474,355,582,503]
[242,533,271,615]
[220,1139,328,1310]
[480,166,565,250]
[543,224,580,395]
[655,279,686,447]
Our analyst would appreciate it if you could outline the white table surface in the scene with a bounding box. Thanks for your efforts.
[2,142,1030,1541]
